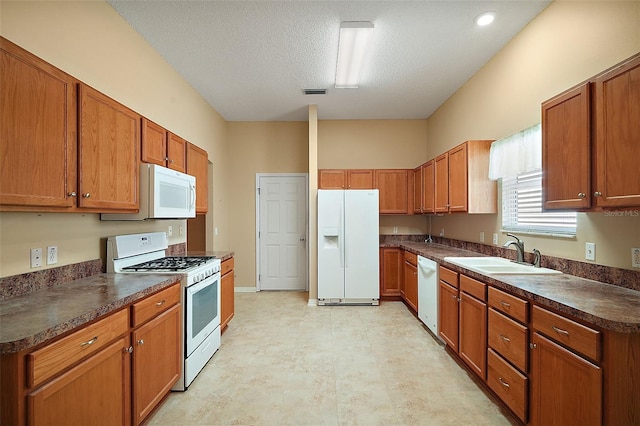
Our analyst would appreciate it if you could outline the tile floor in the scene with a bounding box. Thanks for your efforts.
[148,292,515,425]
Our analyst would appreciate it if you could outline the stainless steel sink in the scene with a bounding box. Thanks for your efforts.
[443,256,562,275]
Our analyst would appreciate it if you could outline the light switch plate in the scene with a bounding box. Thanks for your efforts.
[585,242,596,261]
[632,248,640,268]
[30,248,42,268]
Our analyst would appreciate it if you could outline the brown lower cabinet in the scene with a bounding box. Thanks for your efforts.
[403,256,418,312]
[1,282,181,426]
[220,257,235,332]
[379,248,402,298]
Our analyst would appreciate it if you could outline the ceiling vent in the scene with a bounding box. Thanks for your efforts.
[303,89,327,95]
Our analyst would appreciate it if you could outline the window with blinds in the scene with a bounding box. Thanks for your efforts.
[502,170,577,236]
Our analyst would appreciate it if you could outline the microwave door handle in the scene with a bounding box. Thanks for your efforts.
[190,184,196,209]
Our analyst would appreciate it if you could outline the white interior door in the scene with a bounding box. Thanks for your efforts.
[258,175,307,290]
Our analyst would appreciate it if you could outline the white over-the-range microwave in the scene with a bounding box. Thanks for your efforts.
[101,163,196,220]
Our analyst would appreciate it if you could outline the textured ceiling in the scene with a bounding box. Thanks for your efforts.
[108,1,550,122]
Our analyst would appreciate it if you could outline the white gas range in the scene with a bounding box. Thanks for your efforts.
[107,232,221,391]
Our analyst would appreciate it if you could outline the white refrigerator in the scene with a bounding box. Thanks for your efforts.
[317,189,380,305]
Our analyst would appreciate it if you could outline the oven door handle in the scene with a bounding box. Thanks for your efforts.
[187,272,221,295]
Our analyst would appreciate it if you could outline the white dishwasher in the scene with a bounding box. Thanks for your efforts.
[417,255,439,336]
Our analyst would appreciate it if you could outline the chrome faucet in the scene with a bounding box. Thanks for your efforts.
[503,233,525,263]
[532,248,542,268]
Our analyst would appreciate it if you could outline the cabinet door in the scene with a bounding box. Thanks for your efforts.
[459,292,487,380]
[187,142,208,214]
[347,169,374,189]
[403,261,418,312]
[28,336,130,426]
[422,160,435,214]
[380,248,402,297]
[141,118,167,167]
[448,143,468,212]
[221,270,235,331]
[530,332,602,426]
[78,84,139,211]
[594,55,640,207]
[375,170,409,214]
[542,83,591,210]
[434,153,449,213]
[318,170,346,189]
[438,281,459,352]
[132,304,180,426]
[1,38,77,208]
[167,133,187,173]
[413,167,423,213]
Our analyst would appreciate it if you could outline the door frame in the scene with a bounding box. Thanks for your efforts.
[255,173,309,291]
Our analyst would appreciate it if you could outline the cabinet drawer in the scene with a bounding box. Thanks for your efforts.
[488,308,528,372]
[532,305,601,362]
[460,275,486,302]
[221,257,234,276]
[403,251,417,266]
[439,266,459,288]
[132,282,180,328]
[488,287,528,323]
[487,348,528,423]
[27,309,129,388]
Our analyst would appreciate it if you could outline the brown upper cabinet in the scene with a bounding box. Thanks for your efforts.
[413,166,423,214]
[2,37,138,213]
[434,140,496,214]
[1,37,77,209]
[141,118,187,173]
[78,84,140,211]
[375,169,409,214]
[543,53,640,210]
[186,142,208,214]
[413,161,435,214]
[318,169,374,189]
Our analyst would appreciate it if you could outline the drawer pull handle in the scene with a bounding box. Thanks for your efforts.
[498,377,510,388]
[552,325,570,336]
[137,339,144,345]
[156,299,165,307]
[500,334,511,343]
[80,336,98,347]
[499,300,511,308]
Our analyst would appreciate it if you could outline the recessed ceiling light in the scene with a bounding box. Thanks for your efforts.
[476,12,496,27]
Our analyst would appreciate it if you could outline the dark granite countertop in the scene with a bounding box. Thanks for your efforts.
[0,273,181,354]
[186,250,234,262]
[391,242,640,333]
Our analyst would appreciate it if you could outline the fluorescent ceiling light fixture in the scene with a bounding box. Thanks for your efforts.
[476,11,496,26]
[335,21,374,88]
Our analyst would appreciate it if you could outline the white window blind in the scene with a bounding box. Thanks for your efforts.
[502,170,577,236]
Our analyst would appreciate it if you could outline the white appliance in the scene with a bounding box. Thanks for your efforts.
[317,189,379,305]
[417,255,439,336]
[106,232,220,391]
[101,163,196,220]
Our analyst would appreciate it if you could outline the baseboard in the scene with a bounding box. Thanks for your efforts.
[234,287,256,293]
[308,298,318,306]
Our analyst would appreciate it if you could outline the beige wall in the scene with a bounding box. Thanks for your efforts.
[319,119,428,168]
[226,122,309,287]
[426,1,640,270]
[0,1,227,277]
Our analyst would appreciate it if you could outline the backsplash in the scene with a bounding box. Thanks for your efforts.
[380,235,640,292]
[0,259,102,299]
[0,243,188,299]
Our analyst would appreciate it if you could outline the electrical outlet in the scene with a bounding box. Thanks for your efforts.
[47,246,58,265]
[632,248,640,268]
[439,228,445,237]
[585,242,596,261]
[393,226,398,234]
[168,225,173,236]
[179,224,184,236]
[480,232,485,243]
[215,227,219,236]
[30,248,42,268]
[493,233,498,245]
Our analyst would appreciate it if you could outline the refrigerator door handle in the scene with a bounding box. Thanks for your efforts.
[339,202,345,267]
